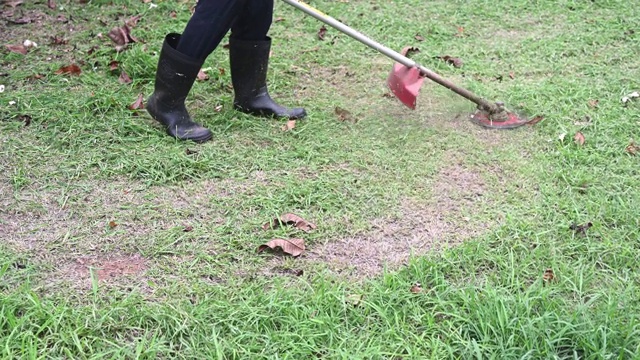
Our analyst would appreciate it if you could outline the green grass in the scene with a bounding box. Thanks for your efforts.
[2,0,640,358]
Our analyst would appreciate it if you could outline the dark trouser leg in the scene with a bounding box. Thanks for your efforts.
[228,0,306,119]
[176,0,246,60]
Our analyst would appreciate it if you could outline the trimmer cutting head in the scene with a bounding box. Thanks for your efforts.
[469,108,529,129]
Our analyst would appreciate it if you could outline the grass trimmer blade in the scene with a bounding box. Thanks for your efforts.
[282,0,529,129]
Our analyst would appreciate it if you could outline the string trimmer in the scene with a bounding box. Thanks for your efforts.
[282,0,529,129]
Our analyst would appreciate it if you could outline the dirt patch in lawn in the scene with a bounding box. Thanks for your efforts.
[52,253,148,290]
[0,176,251,292]
[303,160,498,279]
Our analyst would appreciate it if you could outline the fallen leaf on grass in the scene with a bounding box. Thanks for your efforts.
[257,238,305,257]
[109,60,119,71]
[436,55,463,68]
[50,36,68,45]
[542,268,555,284]
[626,140,639,155]
[129,93,144,110]
[262,213,317,232]
[54,64,81,76]
[196,69,209,81]
[118,70,132,84]
[527,115,544,126]
[7,16,32,25]
[509,72,515,79]
[335,106,356,123]
[274,17,285,22]
[574,131,585,146]
[5,44,27,55]
[400,46,420,57]
[108,221,117,229]
[183,225,193,232]
[410,282,423,293]
[5,0,24,8]
[282,120,296,131]
[107,24,138,51]
[414,34,425,41]
[570,222,592,235]
[19,115,31,126]
[317,25,327,40]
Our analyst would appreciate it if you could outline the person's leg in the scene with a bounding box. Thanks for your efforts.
[146,0,244,142]
[228,0,307,119]
[177,0,245,59]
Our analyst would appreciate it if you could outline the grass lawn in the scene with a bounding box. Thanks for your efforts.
[1,0,639,358]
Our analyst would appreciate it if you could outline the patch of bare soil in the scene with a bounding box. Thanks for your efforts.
[53,253,147,290]
[1,176,254,291]
[302,161,496,279]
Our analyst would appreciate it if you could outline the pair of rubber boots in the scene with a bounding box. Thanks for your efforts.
[147,33,306,143]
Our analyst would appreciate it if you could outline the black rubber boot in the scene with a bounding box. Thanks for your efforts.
[229,37,306,120]
[147,33,213,143]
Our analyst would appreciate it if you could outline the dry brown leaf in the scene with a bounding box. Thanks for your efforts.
[509,72,515,79]
[183,225,193,232]
[108,221,117,229]
[543,268,555,284]
[129,93,144,110]
[574,131,585,146]
[257,238,305,257]
[437,55,463,68]
[317,25,327,40]
[107,24,138,51]
[626,140,639,155]
[335,106,356,123]
[275,17,285,22]
[196,69,209,81]
[527,115,544,126]
[570,222,592,235]
[410,282,423,293]
[125,15,141,28]
[50,36,68,45]
[282,120,296,131]
[5,0,24,8]
[414,34,425,42]
[8,16,32,24]
[19,114,31,126]
[5,44,27,55]
[118,70,132,84]
[54,64,81,76]
[109,60,119,71]
[262,213,317,233]
[400,46,420,57]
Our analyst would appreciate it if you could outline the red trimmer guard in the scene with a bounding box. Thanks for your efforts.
[387,64,424,110]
